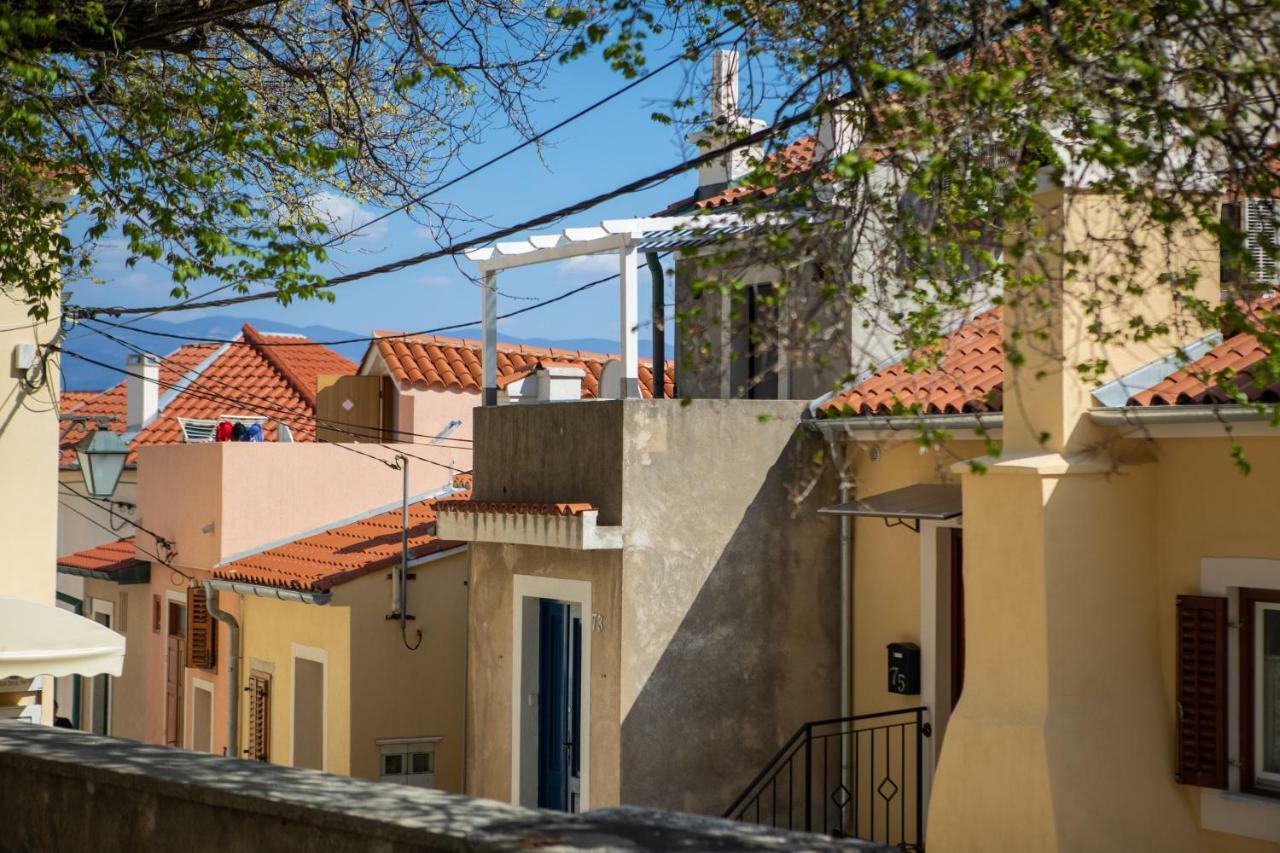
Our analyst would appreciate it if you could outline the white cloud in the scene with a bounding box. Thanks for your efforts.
[309,192,389,241]
[555,253,619,277]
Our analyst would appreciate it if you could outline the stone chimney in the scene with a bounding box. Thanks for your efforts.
[690,50,767,199]
[126,352,159,431]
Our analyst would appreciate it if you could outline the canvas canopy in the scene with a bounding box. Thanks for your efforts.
[0,595,125,679]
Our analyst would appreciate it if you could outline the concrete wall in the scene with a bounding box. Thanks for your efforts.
[58,470,137,557]
[471,402,624,525]
[0,723,882,853]
[336,552,468,790]
[238,593,351,774]
[466,399,840,816]
[616,399,840,814]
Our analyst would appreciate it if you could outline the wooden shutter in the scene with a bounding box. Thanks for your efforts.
[187,585,218,670]
[1175,595,1228,789]
[246,672,271,762]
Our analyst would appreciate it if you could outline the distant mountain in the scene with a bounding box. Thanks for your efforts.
[60,315,675,391]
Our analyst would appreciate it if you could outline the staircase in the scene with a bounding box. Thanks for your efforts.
[723,707,930,850]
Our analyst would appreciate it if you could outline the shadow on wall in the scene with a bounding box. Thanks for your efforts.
[619,431,841,816]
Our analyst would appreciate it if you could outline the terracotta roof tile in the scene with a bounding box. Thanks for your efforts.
[694,137,819,211]
[436,499,595,517]
[214,484,470,592]
[370,333,675,399]
[58,326,355,467]
[1127,296,1280,405]
[57,537,146,575]
[817,308,1005,417]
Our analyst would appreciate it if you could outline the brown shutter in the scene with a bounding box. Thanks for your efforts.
[187,585,218,670]
[246,672,271,762]
[1175,595,1228,789]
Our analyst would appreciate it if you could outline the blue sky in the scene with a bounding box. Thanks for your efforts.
[67,45,721,347]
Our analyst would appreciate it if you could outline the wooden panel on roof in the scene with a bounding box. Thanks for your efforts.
[316,375,390,443]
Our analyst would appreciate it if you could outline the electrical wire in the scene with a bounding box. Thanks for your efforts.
[58,483,195,584]
[69,322,477,449]
[66,7,1043,322]
[56,344,469,473]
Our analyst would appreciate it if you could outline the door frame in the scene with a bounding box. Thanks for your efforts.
[188,676,216,753]
[510,575,592,812]
[289,643,329,771]
[164,590,187,747]
[919,517,963,817]
[88,598,115,735]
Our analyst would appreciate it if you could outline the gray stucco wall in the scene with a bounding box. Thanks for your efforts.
[617,400,840,814]
[472,401,625,525]
[0,723,883,852]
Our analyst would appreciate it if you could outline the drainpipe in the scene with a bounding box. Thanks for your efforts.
[461,548,473,795]
[646,252,665,399]
[203,580,240,757]
[825,435,854,808]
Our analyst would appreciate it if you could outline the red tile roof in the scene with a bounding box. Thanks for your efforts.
[816,308,1005,417]
[57,537,147,575]
[59,390,103,413]
[369,333,675,399]
[214,485,470,592]
[696,137,819,210]
[1127,296,1280,405]
[436,499,595,517]
[59,325,355,466]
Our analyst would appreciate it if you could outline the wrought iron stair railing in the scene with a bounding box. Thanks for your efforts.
[723,707,931,850]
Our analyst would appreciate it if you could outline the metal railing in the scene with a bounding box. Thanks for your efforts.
[723,707,930,850]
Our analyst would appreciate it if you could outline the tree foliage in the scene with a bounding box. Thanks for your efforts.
[2,0,575,317]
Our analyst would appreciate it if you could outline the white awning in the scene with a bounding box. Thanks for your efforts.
[0,596,125,679]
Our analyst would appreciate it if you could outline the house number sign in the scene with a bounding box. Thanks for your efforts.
[592,613,604,632]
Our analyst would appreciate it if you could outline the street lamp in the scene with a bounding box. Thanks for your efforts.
[74,429,130,499]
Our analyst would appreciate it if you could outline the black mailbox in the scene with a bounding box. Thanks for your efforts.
[887,642,920,695]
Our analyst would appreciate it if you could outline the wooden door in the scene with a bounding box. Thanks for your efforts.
[165,635,184,746]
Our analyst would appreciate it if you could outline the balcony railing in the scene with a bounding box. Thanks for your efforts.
[724,707,931,850]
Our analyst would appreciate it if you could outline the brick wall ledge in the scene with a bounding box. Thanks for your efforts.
[0,722,885,852]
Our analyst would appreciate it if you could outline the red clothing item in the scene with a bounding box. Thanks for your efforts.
[215,420,233,442]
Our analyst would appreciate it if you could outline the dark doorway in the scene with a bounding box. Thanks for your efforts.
[949,528,965,709]
[537,600,582,812]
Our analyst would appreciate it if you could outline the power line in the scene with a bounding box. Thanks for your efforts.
[322,28,735,246]
[57,344,470,471]
[67,7,1041,321]
[58,482,195,582]
[69,321,476,448]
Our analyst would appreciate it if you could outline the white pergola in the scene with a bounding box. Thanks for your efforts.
[465,214,753,404]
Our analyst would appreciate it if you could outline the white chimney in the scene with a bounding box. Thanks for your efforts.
[535,366,585,402]
[814,94,857,163]
[690,50,766,198]
[126,353,159,430]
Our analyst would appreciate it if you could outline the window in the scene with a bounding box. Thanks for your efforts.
[186,585,217,670]
[377,737,439,788]
[1222,200,1279,286]
[1241,588,1280,797]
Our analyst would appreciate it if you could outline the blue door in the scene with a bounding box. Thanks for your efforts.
[537,600,582,811]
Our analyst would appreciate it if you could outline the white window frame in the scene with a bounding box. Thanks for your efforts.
[918,517,962,821]
[1199,557,1280,843]
[376,736,441,788]
[289,643,328,771]
[1252,600,1280,788]
[510,575,592,812]
[188,676,216,753]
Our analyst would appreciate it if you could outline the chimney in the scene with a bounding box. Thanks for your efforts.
[535,365,585,402]
[814,93,856,163]
[690,50,766,199]
[126,353,159,431]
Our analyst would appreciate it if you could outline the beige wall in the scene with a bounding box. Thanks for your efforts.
[58,469,138,557]
[1,286,59,604]
[239,593,351,774]
[336,551,468,790]
[466,542,623,807]
[136,443,458,570]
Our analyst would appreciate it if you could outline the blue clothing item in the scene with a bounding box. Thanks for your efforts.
[245,422,264,442]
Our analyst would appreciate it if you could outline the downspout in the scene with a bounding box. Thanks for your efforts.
[646,252,665,399]
[203,580,240,757]
[461,547,473,794]
[825,435,854,806]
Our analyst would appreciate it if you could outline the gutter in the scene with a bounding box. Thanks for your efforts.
[206,578,332,605]
[56,564,151,585]
[1088,405,1275,427]
[807,413,1003,436]
[203,580,242,758]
